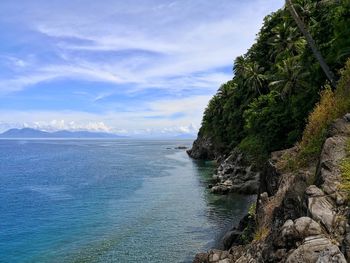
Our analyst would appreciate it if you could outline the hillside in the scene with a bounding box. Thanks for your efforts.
[189,0,350,262]
[189,0,350,163]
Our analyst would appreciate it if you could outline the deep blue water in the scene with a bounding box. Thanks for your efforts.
[0,139,254,263]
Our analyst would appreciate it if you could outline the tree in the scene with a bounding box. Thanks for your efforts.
[285,0,336,87]
[244,62,267,96]
[269,57,309,98]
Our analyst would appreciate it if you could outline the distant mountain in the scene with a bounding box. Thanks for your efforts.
[0,128,126,138]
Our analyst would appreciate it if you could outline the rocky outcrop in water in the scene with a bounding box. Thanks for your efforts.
[209,150,259,195]
[187,133,259,195]
[187,135,220,160]
[193,115,350,262]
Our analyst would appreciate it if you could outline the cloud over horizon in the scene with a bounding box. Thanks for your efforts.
[0,0,283,136]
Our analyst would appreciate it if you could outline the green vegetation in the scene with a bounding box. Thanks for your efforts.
[240,203,257,244]
[200,0,350,163]
[280,59,350,169]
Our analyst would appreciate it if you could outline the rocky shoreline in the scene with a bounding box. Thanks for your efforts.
[188,139,259,195]
[188,115,350,262]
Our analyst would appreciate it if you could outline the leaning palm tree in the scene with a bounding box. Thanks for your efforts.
[285,0,336,87]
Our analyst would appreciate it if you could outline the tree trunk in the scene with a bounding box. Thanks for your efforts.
[285,0,336,88]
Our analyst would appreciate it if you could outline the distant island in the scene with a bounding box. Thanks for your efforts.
[0,128,126,139]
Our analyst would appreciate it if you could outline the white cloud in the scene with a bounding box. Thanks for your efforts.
[0,0,283,93]
[0,0,284,132]
[28,120,112,132]
[0,95,210,135]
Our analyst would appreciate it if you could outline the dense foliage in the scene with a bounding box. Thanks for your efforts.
[200,0,350,161]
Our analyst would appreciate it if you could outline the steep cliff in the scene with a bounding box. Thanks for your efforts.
[193,115,350,263]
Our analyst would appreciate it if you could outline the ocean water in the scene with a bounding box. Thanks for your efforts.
[0,139,255,263]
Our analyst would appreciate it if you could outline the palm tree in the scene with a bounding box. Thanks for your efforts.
[234,56,267,95]
[244,62,267,95]
[233,56,247,77]
[217,81,235,99]
[268,21,306,60]
[269,56,309,98]
[285,0,336,87]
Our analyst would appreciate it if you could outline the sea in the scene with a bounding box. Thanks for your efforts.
[0,139,255,263]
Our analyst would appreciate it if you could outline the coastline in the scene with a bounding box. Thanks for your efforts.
[188,115,350,262]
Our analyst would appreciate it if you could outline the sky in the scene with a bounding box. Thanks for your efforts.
[0,0,284,137]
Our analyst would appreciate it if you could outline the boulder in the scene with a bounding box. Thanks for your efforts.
[208,249,230,263]
[281,219,296,239]
[306,186,337,233]
[279,217,323,248]
[286,235,346,263]
[316,246,348,263]
[294,217,323,238]
[211,185,230,194]
[193,253,209,263]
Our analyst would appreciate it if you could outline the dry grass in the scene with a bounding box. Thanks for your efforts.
[340,139,350,200]
[278,58,350,170]
[254,226,270,241]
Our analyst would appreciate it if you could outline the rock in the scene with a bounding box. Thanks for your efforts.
[193,253,209,263]
[208,250,222,262]
[281,219,295,239]
[175,146,187,149]
[219,250,230,259]
[187,135,218,160]
[275,249,287,260]
[286,235,346,263]
[211,185,230,194]
[208,150,260,195]
[222,230,242,250]
[259,192,269,204]
[261,146,299,197]
[235,179,259,194]
[294,217,323,238]
[306,185,325,197]
[328,117,350,137]
[316,246,348,263]
[212,174,219,181]
[222,214,256,250]
[279,217,323,249]
[193,115,350,263]
[343,113,350,122]
[306,186,337,233]
[223,179,233,186]
[344,223,350,259]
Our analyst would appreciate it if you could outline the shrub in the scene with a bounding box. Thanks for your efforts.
[296,59,350,165]
[297,87,338,163]
[253,226,269,241]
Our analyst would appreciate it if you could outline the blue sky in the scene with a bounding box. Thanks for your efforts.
[0,0,283,136]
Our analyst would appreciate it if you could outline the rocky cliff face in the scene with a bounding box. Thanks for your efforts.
[193,115,350,263]
[187,135,219,160]
[209,150,260,195]
[188,136,260,195]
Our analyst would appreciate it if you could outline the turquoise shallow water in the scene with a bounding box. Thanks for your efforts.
[0,139,255,263]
